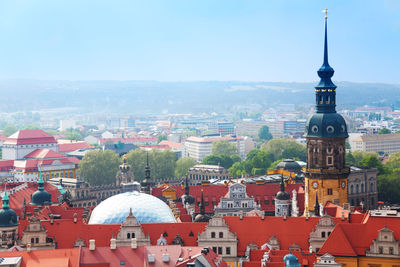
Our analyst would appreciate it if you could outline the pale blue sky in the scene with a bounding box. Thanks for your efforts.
[0,0,399,83]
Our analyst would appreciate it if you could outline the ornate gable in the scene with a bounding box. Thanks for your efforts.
[116,208,150,246]
[366,225,400,258]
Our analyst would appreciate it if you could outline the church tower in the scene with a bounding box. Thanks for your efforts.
[304,10,349,214]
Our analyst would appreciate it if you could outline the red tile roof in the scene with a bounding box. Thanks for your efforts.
[58,140,93,153]
[319,215,400,257]
[153,183,304,214]
[24,149,66,159]
[99,137,157,144]
[159,140,183,149]
[4,130,57,145]
[0,248,80,267]
[0,183,62,216]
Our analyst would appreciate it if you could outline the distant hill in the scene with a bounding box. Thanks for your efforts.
[0,80,399,114]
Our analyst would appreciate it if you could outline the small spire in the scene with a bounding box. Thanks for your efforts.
[38,171,44,191]
[2,184,10,209]
[145,152,150,180]
[199,190,205,215]
[314,193,320,217]
[322,9,330,68]
[280,174,285,193]
[184,175,190,196]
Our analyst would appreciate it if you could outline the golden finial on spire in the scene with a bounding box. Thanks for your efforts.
[323,8,328,19]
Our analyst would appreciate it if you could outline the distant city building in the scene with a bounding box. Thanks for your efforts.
[217,122,235,136]
[188,164,229,182]
[59,119,76,131]
[351,133,400,155]
[236,120,269,136]
[348,167,378,209]
[185,135,245,162]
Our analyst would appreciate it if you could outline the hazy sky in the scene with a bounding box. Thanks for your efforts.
[0,0,399,83]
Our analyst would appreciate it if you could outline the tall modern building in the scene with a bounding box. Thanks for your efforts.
[304,12,349,214]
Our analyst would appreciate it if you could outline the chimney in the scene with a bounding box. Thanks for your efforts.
[239,210,243,220]
[50,214,54,224]
[341,211,345,221]
[261,213,265,220]
[110,238,116,250]
[162,253,170,263]
[131,238,137,249]
[73,213,78,224]
[89,239,95,251]
[27,243,31,252]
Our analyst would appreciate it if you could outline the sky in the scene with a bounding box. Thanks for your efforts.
[0,0,399,83]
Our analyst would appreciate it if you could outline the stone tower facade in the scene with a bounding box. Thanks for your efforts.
[304,13,349,214]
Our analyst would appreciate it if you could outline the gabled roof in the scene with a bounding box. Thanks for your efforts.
[4,130,57,145]
[58,140,93,153]
[24,149,66,159]
[319,215,400,256]
[318,224,357,256]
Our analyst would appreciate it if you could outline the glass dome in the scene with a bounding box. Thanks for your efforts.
[88,191,176,224]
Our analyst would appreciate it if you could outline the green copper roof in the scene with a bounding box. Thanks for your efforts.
[0,185,19,227]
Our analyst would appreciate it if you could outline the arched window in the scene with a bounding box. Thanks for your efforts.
[350,185,354,194]
[370,183,374,192]
[35,238,39,243]
[361,184,364,193]
[356,184,359,194]
[31,238,34,244]
[211,232,216,238]
[127,233,130,239]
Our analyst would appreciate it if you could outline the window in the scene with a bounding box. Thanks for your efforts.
[361,184,364,193]
[35,238,39,243]
[264,200,269,205]
[356,184,359,194]
[218,247,222,255]
[390,247,394,255]
[31,238,34,244]
[379,247,383,254]
[321,232,326,238]
[127,233,130,239]
[351,185,354,194]
[212,247,217,253]
[327,188,333,195]
[219,232,223,238]
[211,232,216,238]
[205,202,209,206]
[328,231,331,236]
[327,156,333,166]
[131,233,135,238]
[370,182,374,192]
[226,247,231,255]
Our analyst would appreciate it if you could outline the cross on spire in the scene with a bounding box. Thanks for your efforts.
[323,8,328,19]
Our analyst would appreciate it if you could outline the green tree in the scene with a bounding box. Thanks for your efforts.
[126,149,176,181]
[211,140,238,156]
[229,162,246,178]
[378,128,391,134]
[23,124,40,130]
[345,152,355,166]
[268,159,284,170]
[175,157,196,178]
[45,129,59,136]
[2,125,18,137]
[79,150,121,185]
[258,125,273,141]
[262,138,306,162]
[62,128,83,141]
[202,155,222,166]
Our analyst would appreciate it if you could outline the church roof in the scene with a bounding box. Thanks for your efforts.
[4,130,57,145]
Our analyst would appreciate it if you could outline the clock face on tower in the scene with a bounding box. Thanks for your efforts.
[341,181,346,189]
[312,181,318,189]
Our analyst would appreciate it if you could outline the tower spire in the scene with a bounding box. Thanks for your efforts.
[2,184,10,209]
[315,8,337,114]
[280,173,285,193]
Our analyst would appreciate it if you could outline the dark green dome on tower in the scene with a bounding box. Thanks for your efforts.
[304,12,348,139]
[0,185,19,227]
[30,174,52,206]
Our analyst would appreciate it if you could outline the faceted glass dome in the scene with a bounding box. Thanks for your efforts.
[88,191,176,224]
